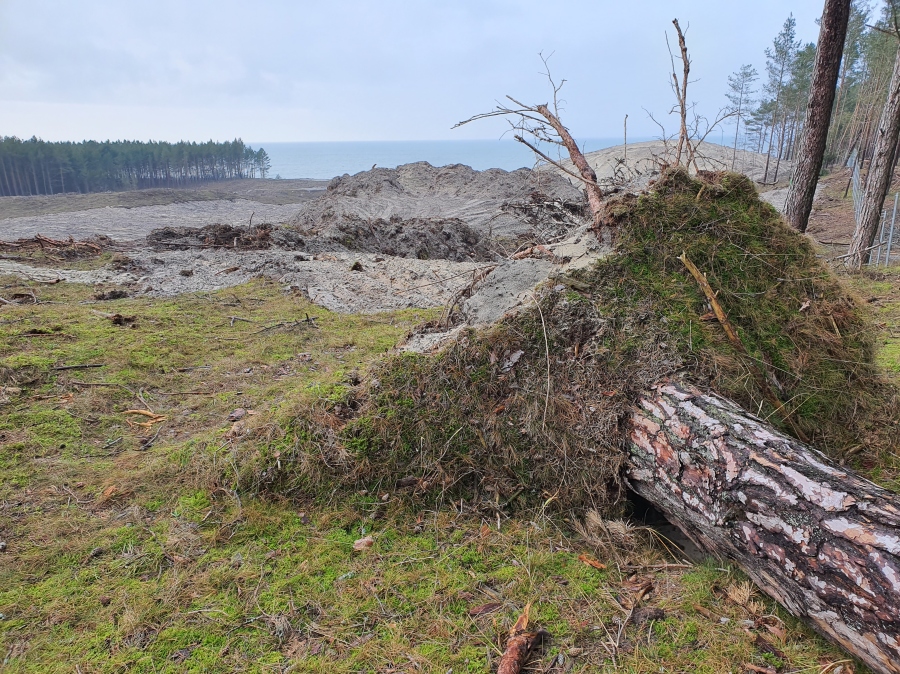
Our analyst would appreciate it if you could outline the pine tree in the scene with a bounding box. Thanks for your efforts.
[762,15,802,182]
[0,137,265,196]
[784,0,851,233]
[848,0,900,266]
[256,149,271,179]
[726,65,759,170]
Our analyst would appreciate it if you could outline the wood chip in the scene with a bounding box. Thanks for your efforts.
[577,553,607,570]
[353,536,374,551]
[468,602,502,617]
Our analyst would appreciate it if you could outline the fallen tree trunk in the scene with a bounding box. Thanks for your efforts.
[625,382,900,674]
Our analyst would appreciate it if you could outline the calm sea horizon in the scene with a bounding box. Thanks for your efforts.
[251,138,641,180]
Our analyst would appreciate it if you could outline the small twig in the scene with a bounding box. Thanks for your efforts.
[531,292,552,430]
[137,388,155,414]
[622,563,693,570]
[830,241,881,261]
[14,332,72,339]
[71,381,133,394]
[152,390,215,396]
[51,363,105,371]
[140,424,165,450]
[229,316,257,326]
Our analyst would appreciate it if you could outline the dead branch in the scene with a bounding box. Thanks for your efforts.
[496,604,549,674]
[678,252,807,441]
[651,20,735,173]
[454,54,607,230]
[669,19,691,166]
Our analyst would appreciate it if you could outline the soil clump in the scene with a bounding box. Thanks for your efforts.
[147,223,274,250]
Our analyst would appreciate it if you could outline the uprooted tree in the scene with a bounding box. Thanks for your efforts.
[317,165,900,672]
[222,49,900,674]
[452,43,900,673]
[447,48,900,674]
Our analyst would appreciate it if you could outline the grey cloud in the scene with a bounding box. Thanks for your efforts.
[0,0,825,141]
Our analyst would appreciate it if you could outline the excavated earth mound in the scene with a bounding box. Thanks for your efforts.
[147,223,273,250]
[273,215,494,262]
[287,162,586,243]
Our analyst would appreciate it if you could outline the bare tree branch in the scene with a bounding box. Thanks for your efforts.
[454,55,608,232]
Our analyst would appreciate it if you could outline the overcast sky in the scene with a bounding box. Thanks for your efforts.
[0,1,826,143]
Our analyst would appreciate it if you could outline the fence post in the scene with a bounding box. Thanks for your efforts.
[874,210,887,266]
[886,192,899,267]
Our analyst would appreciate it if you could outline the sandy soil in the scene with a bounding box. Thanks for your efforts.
[1,199,308,242]
[0,179,327,220]
[548,140,793,191]
[289,161,584,240]
[0,163,605,318]
[2,156,860,327]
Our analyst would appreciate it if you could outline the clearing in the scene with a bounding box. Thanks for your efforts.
[0,150,898,673]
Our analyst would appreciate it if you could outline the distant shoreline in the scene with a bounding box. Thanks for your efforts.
[251,138,651,180]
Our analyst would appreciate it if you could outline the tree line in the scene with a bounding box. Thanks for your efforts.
[726,15,816,183]
[726,1,900,181]
[0,137,271,197]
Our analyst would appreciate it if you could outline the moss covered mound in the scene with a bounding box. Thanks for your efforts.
[271,169,893,512]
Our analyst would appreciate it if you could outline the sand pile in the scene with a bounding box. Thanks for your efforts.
[548,140,794,192]
[288,162,585,242]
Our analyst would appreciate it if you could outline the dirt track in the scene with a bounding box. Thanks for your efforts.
[0,199,308,242]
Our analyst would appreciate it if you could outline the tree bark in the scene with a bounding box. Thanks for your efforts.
[626,382,900,674]
[785,0,852,233]
[849,42,900,268]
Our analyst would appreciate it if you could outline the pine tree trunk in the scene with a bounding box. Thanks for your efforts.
[626,383,900,674]
[849,42,900,268]
[785,0,851,232]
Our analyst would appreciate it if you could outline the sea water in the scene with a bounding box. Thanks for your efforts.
[252,139,630,180]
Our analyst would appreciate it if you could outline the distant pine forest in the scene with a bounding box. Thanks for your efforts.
[0,137,271,197]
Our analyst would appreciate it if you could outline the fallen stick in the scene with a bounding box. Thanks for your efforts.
[71,381,128,389]
[123,410,167,423]
[152,391,215,396]
[51,364,105,371]
[678,252,807,442]
[496,604,549,674]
